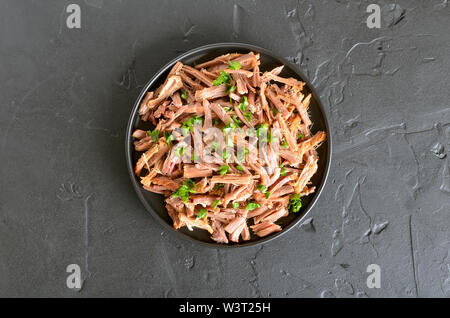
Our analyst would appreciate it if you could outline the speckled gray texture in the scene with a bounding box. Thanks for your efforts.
[1,0,449,298]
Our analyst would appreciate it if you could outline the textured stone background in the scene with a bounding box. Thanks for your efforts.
[1,0,449,297]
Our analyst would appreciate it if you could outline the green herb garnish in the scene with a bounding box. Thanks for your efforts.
[212,70,232,86]
[232,202,240,209]
[147,129,159,142]
[228,60,242,70]
[180,89,187,100]
[222,122,237,133]
[281,139,289,148]
[237,147,249,162]
[171,179,196,203]
[175,147,185,158]
[222,150,231,161]
[191,152,199,162]
[297,133,304,140]
[236,164,244,171]
[218,165,229,175]
[256,124,269,137]
[238,96,249,111]
[212,200,221,210]
[280,164,287,176]
[181,115,203,135]
[211,141,219,152]
[245,202,261,211]
[164,132,174,146]
[288,193,302,213]
[196,208,208,219]
[226,85,236,94]
[232,115,242,127]
[256,184,268,194]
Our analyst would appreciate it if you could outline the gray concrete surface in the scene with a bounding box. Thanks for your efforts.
[1,0,449,297]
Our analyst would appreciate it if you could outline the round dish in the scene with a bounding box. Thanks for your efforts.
[125,43,331,248]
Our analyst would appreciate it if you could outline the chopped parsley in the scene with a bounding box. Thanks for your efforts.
[237,147,249,162]
[238,96,249,111]
[218,165,229,175]
[297,133,304,140]
[212,200,221,210]
[226,85,236,94]
[212,70,232,86]
[228,60,242,70]
[175,147,185,158]
[222,150,231,161]
[280,164,287,176]
[245,202,261,211]
[191,152,200,162]
[256,185,271,199]
[238,96,252,121]
[256,124,269,137]
[211,141,219,152]
[164,132,174,146]
[236,164,244,171]
[288,193,302,213]
[196,208,208,220]
[232,202,240,209]
[222,122,237,133]
[147,129,159,142]
[171,179,196,203]
[256,184,268,194]
[181,115,204,135]
[232,115,242,127]
[180,89,187,100]
[281,139,289,148]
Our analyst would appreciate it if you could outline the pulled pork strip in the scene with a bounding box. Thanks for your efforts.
[167,204,185,229]
[276,113,298,151]
[293,153,318,193]
[132,129,148,139]
[183,164,213,178]
[182,65,214,87]
[191,195,220,207]
[211,221,229,244]
[211,174,253,185]
[179,213,214,234]
[209,102,233,124]
[139,75,183,115]
[266,87,289,117]
[251,221,282,237]
[194,53,242,69]
[195,84,228,100]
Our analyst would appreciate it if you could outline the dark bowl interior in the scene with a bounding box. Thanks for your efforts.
[125,43,331,248]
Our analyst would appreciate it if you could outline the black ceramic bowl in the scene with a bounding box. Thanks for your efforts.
[125,43,331,248]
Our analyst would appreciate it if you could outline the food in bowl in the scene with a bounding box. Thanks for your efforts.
[132,51,326,244]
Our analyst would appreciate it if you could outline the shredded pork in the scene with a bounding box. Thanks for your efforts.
[132,51,326,244]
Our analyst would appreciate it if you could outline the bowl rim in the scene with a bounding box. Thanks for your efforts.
[125,42,332,249]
